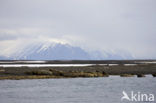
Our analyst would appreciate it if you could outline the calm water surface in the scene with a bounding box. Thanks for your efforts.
[0,76,156,103]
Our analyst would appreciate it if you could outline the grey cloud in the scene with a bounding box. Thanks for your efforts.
[0,0,156,59]
[0,34,17,41]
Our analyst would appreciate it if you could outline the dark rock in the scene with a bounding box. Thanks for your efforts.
[137,74,145,77]
[152,74,156,77]
[26,70,53,75]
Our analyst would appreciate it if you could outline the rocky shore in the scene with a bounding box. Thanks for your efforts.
[0,62,156,80]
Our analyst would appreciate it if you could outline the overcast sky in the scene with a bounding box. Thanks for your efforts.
[0,0,156,59]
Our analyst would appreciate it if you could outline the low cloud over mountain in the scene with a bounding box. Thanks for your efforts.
[0,42,133,60]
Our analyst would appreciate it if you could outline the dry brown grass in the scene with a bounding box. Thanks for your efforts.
[120,74,135,77]
[0,75,62,80]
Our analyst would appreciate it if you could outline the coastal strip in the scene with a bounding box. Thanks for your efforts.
[0,63,156,80]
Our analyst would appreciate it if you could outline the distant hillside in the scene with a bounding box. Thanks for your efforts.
[0,43,133,60]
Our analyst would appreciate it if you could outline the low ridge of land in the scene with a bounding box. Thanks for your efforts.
[0,60,156,80]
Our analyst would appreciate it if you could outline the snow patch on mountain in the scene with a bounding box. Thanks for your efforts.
[0,42,133,60]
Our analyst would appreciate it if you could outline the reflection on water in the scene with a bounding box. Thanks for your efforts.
[0,76,156,103]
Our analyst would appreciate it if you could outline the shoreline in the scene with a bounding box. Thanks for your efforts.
[0,63,156,80]
[0,74,154,80]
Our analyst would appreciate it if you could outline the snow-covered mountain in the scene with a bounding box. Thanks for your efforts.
[0,42,133,60]
[26,43,91,60]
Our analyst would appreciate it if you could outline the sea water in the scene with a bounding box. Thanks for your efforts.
[0,76,156,103]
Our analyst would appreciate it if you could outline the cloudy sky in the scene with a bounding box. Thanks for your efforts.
[0,0,156,59]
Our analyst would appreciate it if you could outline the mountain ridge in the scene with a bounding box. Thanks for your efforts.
[0,43,133,60]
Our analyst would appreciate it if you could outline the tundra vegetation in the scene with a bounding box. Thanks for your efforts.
[0,61,156,79]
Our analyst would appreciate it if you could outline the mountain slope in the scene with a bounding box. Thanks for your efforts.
[27,43,91,60]
[0,43,133,60]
